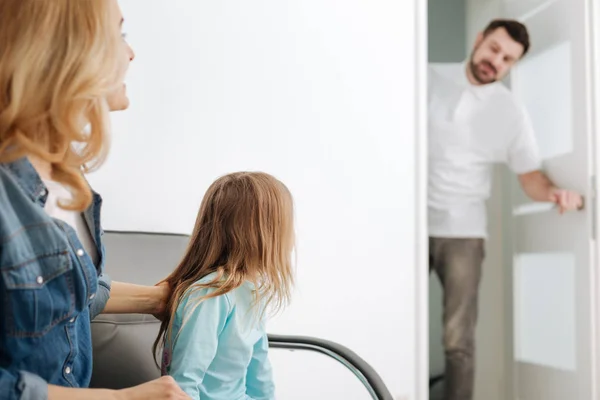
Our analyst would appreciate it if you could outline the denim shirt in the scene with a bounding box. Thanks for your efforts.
[0,158,112,400]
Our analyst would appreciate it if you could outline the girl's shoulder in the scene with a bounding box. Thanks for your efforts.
[176,273,261,318]
[187,272,255,300]
[178,272,234,311]
[194,271,221,287]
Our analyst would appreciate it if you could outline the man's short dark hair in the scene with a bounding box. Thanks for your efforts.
[483,19,530,57]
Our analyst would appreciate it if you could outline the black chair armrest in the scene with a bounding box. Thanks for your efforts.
[267,334,394,400]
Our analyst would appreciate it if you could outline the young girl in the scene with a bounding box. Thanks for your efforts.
[154,171,295,400]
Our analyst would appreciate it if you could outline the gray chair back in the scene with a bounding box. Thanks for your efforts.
[90,232,188,389]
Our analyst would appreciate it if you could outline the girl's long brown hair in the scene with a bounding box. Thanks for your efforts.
[153,172,295,363]
[0,0,124,211]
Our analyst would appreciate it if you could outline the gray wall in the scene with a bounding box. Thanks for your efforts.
[428,0,467,62]
[427,0,467,385]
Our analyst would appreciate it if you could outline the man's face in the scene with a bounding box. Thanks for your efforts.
[469,27,525,84]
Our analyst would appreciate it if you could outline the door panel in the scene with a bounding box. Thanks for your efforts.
[505,0,596,398]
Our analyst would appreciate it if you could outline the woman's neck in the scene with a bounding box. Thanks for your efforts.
[28,156,52,180]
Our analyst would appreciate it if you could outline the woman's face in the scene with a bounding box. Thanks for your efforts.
[106,0,135,111]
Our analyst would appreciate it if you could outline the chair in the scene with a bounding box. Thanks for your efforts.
[90,231,393,399]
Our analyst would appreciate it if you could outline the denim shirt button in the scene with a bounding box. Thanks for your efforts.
[76,249,85,257]
[89,293,95,300]
[64,366,71,375]
[69,317,76,323]
[36,276,43,285]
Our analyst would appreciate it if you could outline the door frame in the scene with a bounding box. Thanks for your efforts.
[414,0,429,399]
[590,0,600,396]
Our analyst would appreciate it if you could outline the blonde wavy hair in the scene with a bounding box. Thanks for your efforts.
[153,172,295,362]
[0,0,125,211]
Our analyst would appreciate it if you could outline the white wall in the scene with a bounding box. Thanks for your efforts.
[88,1,426,399]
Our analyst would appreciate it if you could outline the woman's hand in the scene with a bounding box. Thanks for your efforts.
[48,377,189,400]
[152,281,171,321]
[116,376,190,400]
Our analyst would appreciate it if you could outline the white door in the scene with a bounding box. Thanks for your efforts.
[504,0,597,399]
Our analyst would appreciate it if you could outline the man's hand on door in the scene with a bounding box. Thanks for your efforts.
[549,188,584,214]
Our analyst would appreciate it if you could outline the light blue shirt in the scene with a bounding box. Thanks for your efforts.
[162,272,275,400]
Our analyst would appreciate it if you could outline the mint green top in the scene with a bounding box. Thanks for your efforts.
[161,273,275,400]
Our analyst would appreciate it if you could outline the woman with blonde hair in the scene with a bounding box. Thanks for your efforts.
[0,0,188,399]
[154,172,295,400]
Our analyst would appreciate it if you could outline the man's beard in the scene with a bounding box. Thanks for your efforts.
[469,56,497,84]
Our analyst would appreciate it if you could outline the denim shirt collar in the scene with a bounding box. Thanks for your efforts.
[2,157,106,268]
[4,157,49,207]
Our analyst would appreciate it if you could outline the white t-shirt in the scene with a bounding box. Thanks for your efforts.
[43,179,99,266]
[428,63,541,238]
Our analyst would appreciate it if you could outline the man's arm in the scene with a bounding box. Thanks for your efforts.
[518,170,583,213]
[100,281,169,317]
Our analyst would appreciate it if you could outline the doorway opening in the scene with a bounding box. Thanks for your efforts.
[427,0,599,399]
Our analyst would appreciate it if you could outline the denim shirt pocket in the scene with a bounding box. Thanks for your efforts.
[2,251,75,337]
